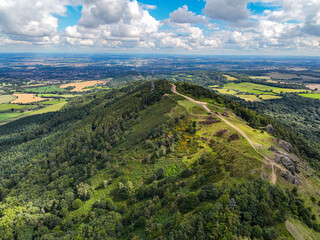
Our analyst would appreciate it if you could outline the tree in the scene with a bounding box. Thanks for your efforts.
[72,199,83,210]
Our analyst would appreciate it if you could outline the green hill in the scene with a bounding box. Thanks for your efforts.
[0,80,319,239]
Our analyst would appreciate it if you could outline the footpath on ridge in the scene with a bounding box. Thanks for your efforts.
[171,84,277,184]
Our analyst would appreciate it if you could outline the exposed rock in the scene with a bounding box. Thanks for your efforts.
[281,170,300,185]
[266,124,279,135]
[278,140,293,153]
[269,146,300,175]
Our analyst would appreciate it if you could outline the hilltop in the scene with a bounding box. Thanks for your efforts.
[0,80,319,239]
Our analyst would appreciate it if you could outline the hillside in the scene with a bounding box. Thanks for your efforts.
[0,80,320,239]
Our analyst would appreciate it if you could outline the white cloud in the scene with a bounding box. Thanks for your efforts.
[0,0,319,53]
[169,5,208,24]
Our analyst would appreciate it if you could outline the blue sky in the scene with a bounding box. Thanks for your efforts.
[0,0,319,55]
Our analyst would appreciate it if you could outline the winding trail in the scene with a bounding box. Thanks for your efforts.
[171,84,277,184]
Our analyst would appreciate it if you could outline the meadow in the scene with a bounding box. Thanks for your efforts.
[299,93,320,100]
[0,104,32,113]
[0,95,16,104]
[0,113,22,121]
[60,80,106,92]
[25,85,66,93]
[38,94,79,98]
[222,82,310,95]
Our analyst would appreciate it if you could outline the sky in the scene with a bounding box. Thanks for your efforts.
[0,0,319,55]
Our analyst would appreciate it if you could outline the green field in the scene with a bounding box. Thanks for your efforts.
[0,113,22,121]
[0,104,32,113]
[25,85,67,93]
[38,94,79,98]
[0,95,16,104]
[222,82,310,95]
[299,93,320,100]
[42,99,67,105]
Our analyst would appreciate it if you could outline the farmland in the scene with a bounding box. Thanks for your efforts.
[38,94,79,98]
[60,80,106,92]
[0,113,21,121]
[25,85,66,93]
[11,94,48,104]
[0,104,32,113]
[212,82,311,101]
[223,74,237,81]
[0,95,16,104]
[299,93,320,100]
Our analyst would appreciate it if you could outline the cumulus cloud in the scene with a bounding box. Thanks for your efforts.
[63,0,161,49]
[0,0,319,53]
[0,0,68,41]
[204,0,250,23]
[169,5,208,24]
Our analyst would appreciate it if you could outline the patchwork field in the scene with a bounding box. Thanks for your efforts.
[25,85,66,93]
[0,95,16,104]
[299,93,320,100]
[11,94,48,104]
[60,80,106,92]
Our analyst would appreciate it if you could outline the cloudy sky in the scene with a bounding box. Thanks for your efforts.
[0,0,319,55]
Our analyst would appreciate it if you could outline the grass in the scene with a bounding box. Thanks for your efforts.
[286,218,320,240]
[299,93,320,100]
[223,82,310,95]
[0,104,32,113]
[41,99,67,105]
[25,85,66,93]
[0,113,22,121]
[38,94,79,98]
[0,95,16,104]
[25,101,67,115]
[237,95,262,102]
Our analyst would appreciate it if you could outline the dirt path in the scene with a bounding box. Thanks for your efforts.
[171,84,277,184]
[285,220,298,240]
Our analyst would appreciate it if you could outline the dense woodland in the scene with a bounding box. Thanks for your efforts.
[0,80,318,239]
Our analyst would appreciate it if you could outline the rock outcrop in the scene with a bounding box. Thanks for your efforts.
[266,124,279,135]
[277,140,293,153]
[281,170,300,185]
[269,146,300,184]
[269,146,300,175]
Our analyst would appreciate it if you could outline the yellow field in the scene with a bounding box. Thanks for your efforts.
[238,95,262,102]
[250,76,271,80]
[60,80,106,92]
[259,95,282,100]
[223,74,238,81]
[11,94,47,104]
